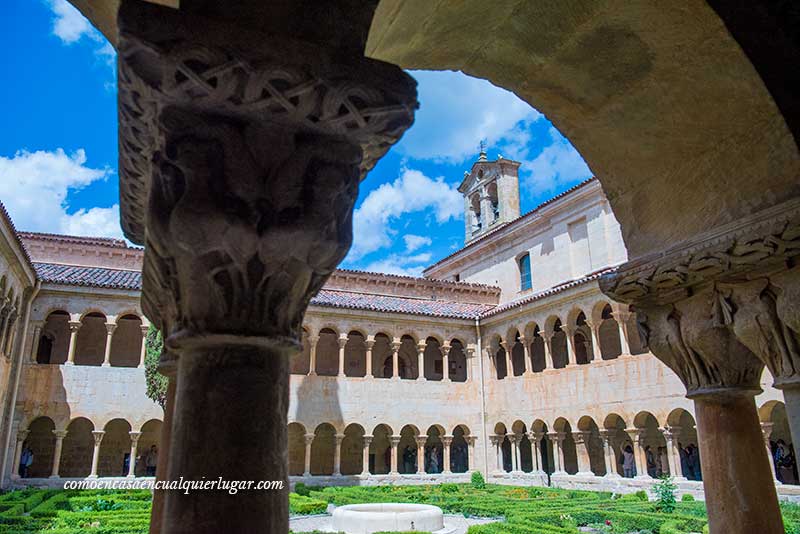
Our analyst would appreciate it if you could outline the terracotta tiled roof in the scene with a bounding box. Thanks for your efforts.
[32,262,497,319]
[312,289,495,319]
[34,263,142,290]
[424,177,598,274]
[18,231,140,250]
[479,266,618,318]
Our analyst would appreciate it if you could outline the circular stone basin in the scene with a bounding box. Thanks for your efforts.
[332,503,444,534]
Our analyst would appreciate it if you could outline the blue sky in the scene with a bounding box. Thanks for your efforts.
[0,0,592,276]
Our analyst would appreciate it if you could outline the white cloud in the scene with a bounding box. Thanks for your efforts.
[522,127,592,193]
[396,70,541,163]
[349,168,462,260]
[50,0,95,44]
[48,0,116,74]
[0,148,123,239]
[362,252,433,278]
[403,234,431,253]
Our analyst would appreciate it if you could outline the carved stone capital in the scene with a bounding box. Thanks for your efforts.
[635,287,764,398]
[390,435,403,446]
[68,321,82,334]
[117,3,416,352]
[572,431,590,445]
[303,434,315,446]
[52,430,68,440]
[92,431,105,445]
[16,429,29,443]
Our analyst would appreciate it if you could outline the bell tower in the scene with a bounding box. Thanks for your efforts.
[458,143,521,244]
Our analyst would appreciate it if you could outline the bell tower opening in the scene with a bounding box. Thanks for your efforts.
[458,143,521,244]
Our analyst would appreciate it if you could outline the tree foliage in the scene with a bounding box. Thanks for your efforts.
[144,326,168,409]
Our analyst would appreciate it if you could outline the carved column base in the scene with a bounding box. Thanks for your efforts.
[693,390,783,534]
[163,343,289,534]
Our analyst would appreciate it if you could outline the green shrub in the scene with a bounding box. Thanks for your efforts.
[295,482,311,497]
[471,471,486,489]
[681,493,695,502]
[652,477,677,513]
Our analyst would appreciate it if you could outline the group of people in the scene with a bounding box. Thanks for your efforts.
[619,442,702,480]
[771,439,797,484]
[17,443,158,478]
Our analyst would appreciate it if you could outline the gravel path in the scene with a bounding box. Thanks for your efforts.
[290,513,498,533]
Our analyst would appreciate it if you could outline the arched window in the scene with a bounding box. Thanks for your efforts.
[519,253,532,291]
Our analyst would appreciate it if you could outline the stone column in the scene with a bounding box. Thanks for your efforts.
[127,431,142,478]
[485,347,496,379]
[102,323,117,367]
[501,341,513,377]
[563,327,577,366]
[361,436,374,476]
[333,434,344,476]
[303,434,314,477]
[529,431,543,473]
[573,431,593,475]
[543,335,554,370]
[520,336,533,376]
[417,342,427,381]
[29,322,42,363]
[389,435,401,475]
[89,430,105,478]
[661,426,685,480]
[625,428,649,479]
[585,321,602,361]
[48,430,67,478]
[138,325,148,368]
[391,340,401,380]
[508,435,520,473]
[415,436,427,474]
[65,321,81,365]
[365,337,374,378]
[116,2,416,531]
[440,344,451,382]
[602,271,785,533]
[548,432,565,474]
[308,335,319,376]
[760,423,779,482]
[466,436,476,472]
[613,309,632,355]
[489,435,501,473]
[442,435,453,474]
[337,334,348,378]
[11,429,29,479]
[465,347,474,381]
[599,430,618,477]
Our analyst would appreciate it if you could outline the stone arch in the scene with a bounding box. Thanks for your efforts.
[74,311,107,366]
[554,417,578,474]
[371,332,392,379]
[109,313,143,367]
[292,328,311,375]
[448,338,467,382]
[341,423,365,475]
[509,330,525,377]
[314,328,339,376]
[344,330,366,377]
[287,422,306,476]
[398,334,417,379]
[527,324,546,372]
[25,416,56,477]
[573,310,593,365]
[549,318,568,369]
[665,408,700,480]
[451,424,470,473]
[512,420,532,472]
[603,413,630,476]
[138,419,162,476]
[370,423,393,474]
[577,415,605,475]
[423,336,443,380]
[39,310,70,364]
[759,402,794,484]
[531,419,553,475]
[310,423,336,475]
[99,418,132,477]
[398,424,419,474]
[60,417,95,477]
[598,304,622,360]
[424,425,444,474]
[633,411,666,478]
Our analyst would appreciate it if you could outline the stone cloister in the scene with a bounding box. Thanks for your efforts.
[2,0,797,532]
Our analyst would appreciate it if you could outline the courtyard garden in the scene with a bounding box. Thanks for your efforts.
[1,478,800,534]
